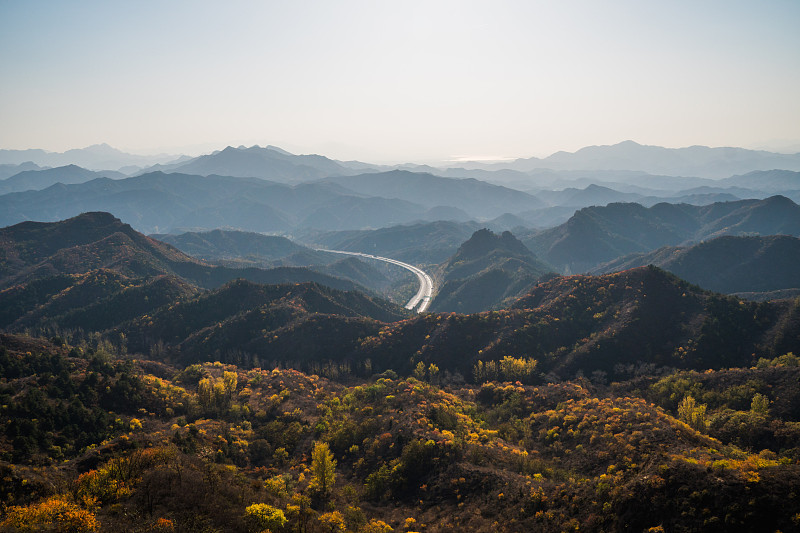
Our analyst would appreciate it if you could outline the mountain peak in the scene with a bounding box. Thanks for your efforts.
[455,228,531,261]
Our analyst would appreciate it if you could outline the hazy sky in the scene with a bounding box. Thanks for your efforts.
[1,0,799,162]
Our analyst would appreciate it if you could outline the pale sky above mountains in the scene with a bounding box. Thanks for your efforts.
[1,0,799,163]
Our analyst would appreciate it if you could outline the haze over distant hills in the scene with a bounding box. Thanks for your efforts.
[0,164,126,194]
[142,145,366,182]
[466,141,800,179]
[0,143,184,171]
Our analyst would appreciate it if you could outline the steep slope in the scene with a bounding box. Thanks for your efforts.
[591,235,800,295]
[524,196,800,273]
[431,229,554,313]
[0,213,374,331]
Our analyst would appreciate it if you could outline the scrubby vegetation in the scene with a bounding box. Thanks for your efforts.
[2,213,800,531]
[2,334,800,532]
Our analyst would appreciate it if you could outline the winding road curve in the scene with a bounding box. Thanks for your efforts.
[315,249,434,313]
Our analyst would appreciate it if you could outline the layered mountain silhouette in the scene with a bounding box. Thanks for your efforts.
[0,143,182,170]
[0,171,499,233]
[592,235,800,295]
[0,162,44,180]
[523,195,800,273]
[318,170,545,219]
[491,141,800,178]
[141,145,365,182]
[0,164,125,194]
[430,229,554,313]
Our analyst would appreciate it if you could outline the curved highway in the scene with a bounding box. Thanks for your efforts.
[315,249,434,313]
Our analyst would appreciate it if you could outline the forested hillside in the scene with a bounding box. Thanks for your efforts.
[2,213,800,532]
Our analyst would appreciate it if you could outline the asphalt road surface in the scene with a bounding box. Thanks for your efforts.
[315,249,434,313]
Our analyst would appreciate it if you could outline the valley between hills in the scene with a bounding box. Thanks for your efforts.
[2,142,800,532]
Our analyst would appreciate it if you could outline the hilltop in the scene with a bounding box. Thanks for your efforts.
[430,229,554,313]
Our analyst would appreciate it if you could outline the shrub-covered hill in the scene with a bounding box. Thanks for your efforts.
[0,269,198,333]
[430,229,554,314]
[2,340,800,532]
[351,266,800,379]
[121,279,410,363]
[0,212,364,292]
[105,265,800,381]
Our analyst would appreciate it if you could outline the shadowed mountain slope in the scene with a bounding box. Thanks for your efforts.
[1,212,366,291]
[122,279,409,360]
[430,229,554,313]
[112,266,800,382]
[523,196,800,273]
[591,235,800,296]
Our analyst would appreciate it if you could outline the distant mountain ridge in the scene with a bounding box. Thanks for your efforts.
[0,171,505,234]
[141,145,369,182]
[523,195,800,273]
[0,143,183,170]
[0,164,125,194]
[318,170,545,219]
[487,141,800,178]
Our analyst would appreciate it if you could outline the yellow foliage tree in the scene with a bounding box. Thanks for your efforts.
[1,495,99,532]
[310,441,336,500]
